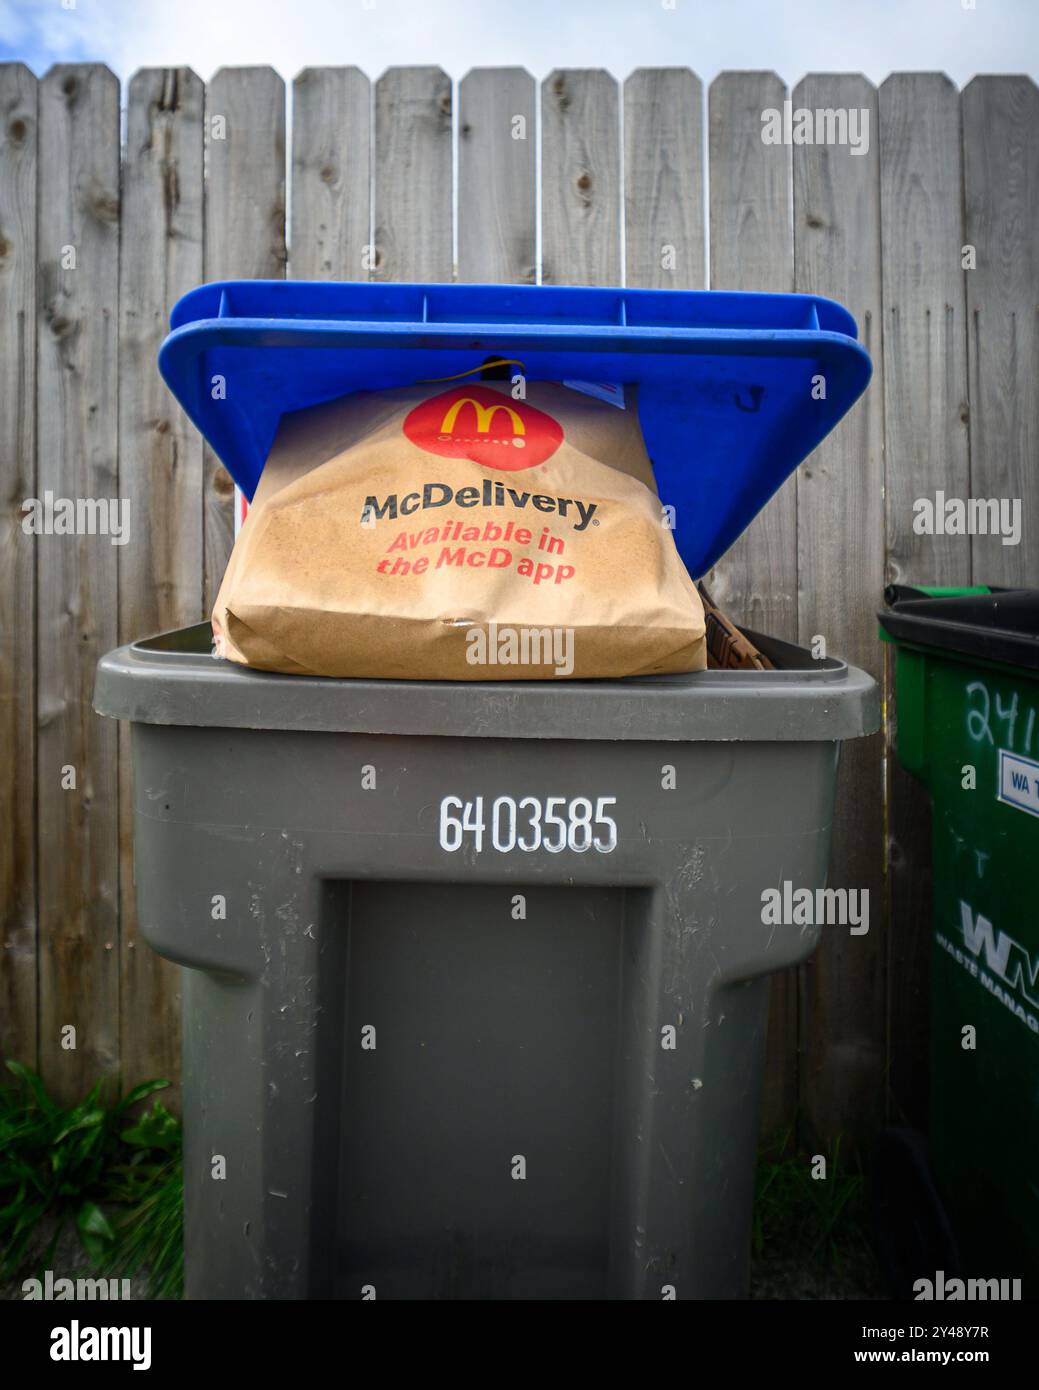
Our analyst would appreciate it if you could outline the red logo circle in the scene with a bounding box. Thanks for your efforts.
[403,386,563,471]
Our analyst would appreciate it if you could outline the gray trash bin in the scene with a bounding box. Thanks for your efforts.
[94,622,877,1300]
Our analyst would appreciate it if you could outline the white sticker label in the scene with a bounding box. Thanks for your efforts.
[438,795,618,854]
[997,749,1039,818]
[562,380,626,409]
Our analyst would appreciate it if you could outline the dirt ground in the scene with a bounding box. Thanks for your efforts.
[2,1216,149,1302]
[752,1246,889,1300]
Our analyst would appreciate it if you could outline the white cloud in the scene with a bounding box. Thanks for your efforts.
[1,0,109,62]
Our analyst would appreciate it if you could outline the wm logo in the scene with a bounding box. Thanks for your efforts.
[960,901,1039,1009]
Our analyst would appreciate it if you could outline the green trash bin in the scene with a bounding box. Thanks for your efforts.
[880,588,1039,1289]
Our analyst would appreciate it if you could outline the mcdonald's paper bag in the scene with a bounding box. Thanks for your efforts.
[212,379,706,680]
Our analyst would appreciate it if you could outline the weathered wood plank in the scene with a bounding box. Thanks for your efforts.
[0,64,38,1071]
[118,68,205,1097]
[962,76,1039,587]
[707,72,796,637]
[457,68,535,284]
[881,75,971,589]
[203,68,286,610]
[792,74,886,1146]
[541,70,620,286]
[880,73,971,1129]
[291,67,371,281]
[707,71,798,1138]
[624,68,703,290]
[36,64,121,1101]
[373,67,452,282]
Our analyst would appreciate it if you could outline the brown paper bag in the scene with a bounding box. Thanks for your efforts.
[213,379,706,680]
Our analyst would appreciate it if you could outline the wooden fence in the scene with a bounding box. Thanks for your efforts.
[1,64,1036,1143]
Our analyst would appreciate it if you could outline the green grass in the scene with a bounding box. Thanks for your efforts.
[752,1130,869,1269]
[0,1060,184,1299]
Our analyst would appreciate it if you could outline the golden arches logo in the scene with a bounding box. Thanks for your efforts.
[440,397,526,436]
[404,385,563,470]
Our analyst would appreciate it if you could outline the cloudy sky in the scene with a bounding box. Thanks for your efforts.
[1,0,1036,86]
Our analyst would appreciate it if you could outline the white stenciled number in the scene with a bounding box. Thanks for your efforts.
[439,796,485,852]
[492,796,517,852]
[542,796,568,853]
[439,796,464,852]
[439,793,618,854]
[568,797,594,852]
[462,797,485,852]
[593,796,618,852]
[517,796,542,852]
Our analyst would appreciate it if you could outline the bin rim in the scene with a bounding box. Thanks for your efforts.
[94,624,880,743]
[879,589,1039,673]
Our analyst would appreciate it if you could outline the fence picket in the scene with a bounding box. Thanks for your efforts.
[624,68,704,291]
[291,67,371,281]
[542,70,620,286]
[793,74,886,1145]
[118,68,205,1096]
[36,64,121,1101]
[879,73,971,1128]
[707,71,798,1136]
[457,68,536,284]
[0,64,38,1071]
[374,67,452,282]
[962,77,1039,588]
[203,67,286,610]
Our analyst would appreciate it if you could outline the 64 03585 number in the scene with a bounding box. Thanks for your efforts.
[438,795,618,854]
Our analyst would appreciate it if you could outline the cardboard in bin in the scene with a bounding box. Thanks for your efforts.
[158,281,871,579]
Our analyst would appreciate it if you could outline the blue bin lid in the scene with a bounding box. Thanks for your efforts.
[158,281,871,578]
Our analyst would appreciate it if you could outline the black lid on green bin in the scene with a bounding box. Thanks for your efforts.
[879,589,1039,671]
